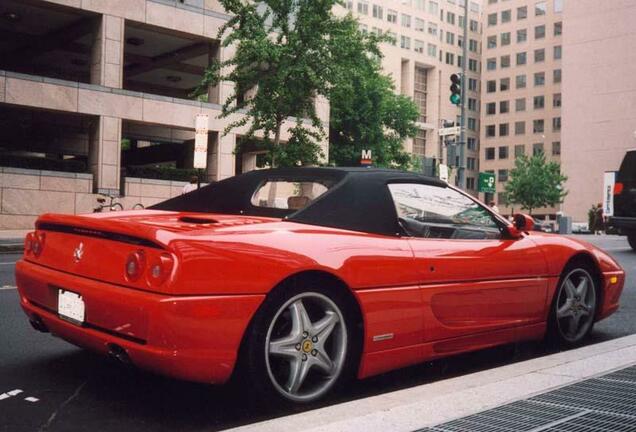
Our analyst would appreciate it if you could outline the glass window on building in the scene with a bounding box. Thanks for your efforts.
[373,4,383,19]
[517,51,527,65]
[554,22,562,36]
[488,13,497,26]
[402,13,412,27]
[501,32,511,46]
[468,98,477,111]
[401,35,411,49]
[469,58,478,71]
[534,95,545,109]
[553,93,562,107]
[501,55,511,68]
[487,58,497,70]
[387,9,398,23]
[468,117,477,131]
[534,48,545,62]
[358,1,369,15]
[552,141,561,156]
[459,15,465,29]
[517,6,527,20]
[553,117,561,132]
[414,39,425,53]
[498,192,507,205]
[447,11,455,25]
[501,10,511,23]
[345,1,353,10]
[554,45,562,60]
[429,1,439,15]
[535,1,547,16]
[499,147,509,160]
[486,147,496,160]
[515,144,525,157]
[414,67,428,123]
[516,74,527,89]
[428,22,438,36]
[446,32,455,44]
[516,97,526,111]
[499,123,509,137]
[467,177,476,190]
[554,0,563,13]
[445,52,454,64]
[469,78,478,91]
[414,0,425,9]
[487,80,496,93]
[535,24,546,39]
[427,43,437,57]
[534,72,545,86]
[487,35,497,49]
[500,77,510,91]
[517,28,527,43]
[498,169,509,182]
[486,102,496,115]
[500,100,509,114]
[470,19,479,32]
[533,119,545,133]
[467,137,477,150]
[554,68,562,83]
[533,143,544,155]
[467,157,476,170]
[388,31,397,45]
[515,121,525,135]
[415,17,425,31]
[469,39,478,52]
[413,129,426,156]
[486,125,496,138]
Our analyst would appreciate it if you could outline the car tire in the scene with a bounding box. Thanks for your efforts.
[627,233,636,251]
[547,263,598,348]
[238,281,355,406]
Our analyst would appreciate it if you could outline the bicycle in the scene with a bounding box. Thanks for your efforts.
[93,195,145,212]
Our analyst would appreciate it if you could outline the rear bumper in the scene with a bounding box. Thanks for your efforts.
[609,217,636,231]
[15,260,264,384]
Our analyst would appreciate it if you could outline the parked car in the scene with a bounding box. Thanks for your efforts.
[609,150,636,249]
[572,222,591,234]
[16,167,625,404]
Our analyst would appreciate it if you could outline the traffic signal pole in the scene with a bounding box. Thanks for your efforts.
[458,0,469,189]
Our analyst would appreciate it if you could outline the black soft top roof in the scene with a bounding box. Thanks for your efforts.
[150,167,446,236]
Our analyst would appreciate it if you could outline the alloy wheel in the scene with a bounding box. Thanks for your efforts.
[264,292,347,402]
[556,268,596,343]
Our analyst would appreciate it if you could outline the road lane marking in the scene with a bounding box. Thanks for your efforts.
[0,262,17,266]
[0,286,17,291]
[24,397,39,403]
[0,394,10,401]
[7,389,23,396]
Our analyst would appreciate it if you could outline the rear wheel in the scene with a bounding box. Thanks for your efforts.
[241,284,353,405]
[627,232,636,251]
[547,265,597,347]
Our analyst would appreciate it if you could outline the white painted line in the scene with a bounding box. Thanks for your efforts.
[24,397,39,403]
[0,262,17,266]
[7,389,23,396]
[0,393,10,401]
[0,286,17,291]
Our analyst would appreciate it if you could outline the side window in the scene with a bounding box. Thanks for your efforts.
[388,183,500,239]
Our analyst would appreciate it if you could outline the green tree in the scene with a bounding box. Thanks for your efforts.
[504,152,568,214]
[196,0,363,167]
[328,28,420,169]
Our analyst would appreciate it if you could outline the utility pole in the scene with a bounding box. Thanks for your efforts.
[458,0,469,189]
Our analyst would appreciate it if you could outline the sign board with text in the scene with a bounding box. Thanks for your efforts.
[438,126,461,136]
[603,171,616,217]
[193,114,209,169]
[478,172,496,193]
[361,149,372,166]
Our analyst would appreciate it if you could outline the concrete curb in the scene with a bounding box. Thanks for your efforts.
[223,335,636,432]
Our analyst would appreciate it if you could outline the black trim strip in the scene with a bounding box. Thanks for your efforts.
[29,299,147,345]
[37,222,162,249]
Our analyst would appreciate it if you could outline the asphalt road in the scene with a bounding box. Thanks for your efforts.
[1,235,635,432]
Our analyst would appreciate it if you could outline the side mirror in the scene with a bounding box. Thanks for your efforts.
[506,214,534,238]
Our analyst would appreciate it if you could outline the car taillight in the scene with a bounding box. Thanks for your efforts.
[32,232,45,257]
[146,253,175,286]
[614,182,624,195]
[125,250,146,281]
[24,232,34,255]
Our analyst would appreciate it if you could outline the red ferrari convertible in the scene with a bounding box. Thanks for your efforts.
[16,168,624,403]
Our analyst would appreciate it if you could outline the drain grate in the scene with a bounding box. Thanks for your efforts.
[418,365,636,432]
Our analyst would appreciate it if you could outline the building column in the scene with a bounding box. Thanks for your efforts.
[207,43,221,105]
[90,15,124,88]
[205,132,235,181]
[89,116,122,195]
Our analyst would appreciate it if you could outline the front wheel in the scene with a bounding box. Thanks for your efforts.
[110,202,124,211]
[242,286,353,405]
[547,266,597,347]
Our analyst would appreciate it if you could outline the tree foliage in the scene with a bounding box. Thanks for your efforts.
[328,27,420,170]
[196,0,366,167]
[504,152,568,214]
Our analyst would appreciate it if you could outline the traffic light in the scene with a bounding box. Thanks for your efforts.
[449,73,461,106]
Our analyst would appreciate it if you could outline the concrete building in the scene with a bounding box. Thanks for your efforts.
[0,0,329,229]
[479,0,563,219]
[561,0,636,222]
[340,0,484,193]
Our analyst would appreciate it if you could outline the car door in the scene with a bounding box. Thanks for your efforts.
[387,182,549,343]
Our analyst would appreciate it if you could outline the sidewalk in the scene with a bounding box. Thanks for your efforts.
[224,335,636,432]
[0,230,28,253]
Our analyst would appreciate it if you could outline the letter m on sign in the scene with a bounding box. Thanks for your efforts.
[361,149,372,166]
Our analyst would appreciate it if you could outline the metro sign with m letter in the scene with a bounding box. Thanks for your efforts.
[361,149,372,166]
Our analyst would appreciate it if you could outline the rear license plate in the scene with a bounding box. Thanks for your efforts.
[58,290,85,324]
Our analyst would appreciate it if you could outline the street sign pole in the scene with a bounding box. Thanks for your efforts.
[458,0,469,190]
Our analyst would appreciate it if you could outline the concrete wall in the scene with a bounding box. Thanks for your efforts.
[561,0,636,221]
